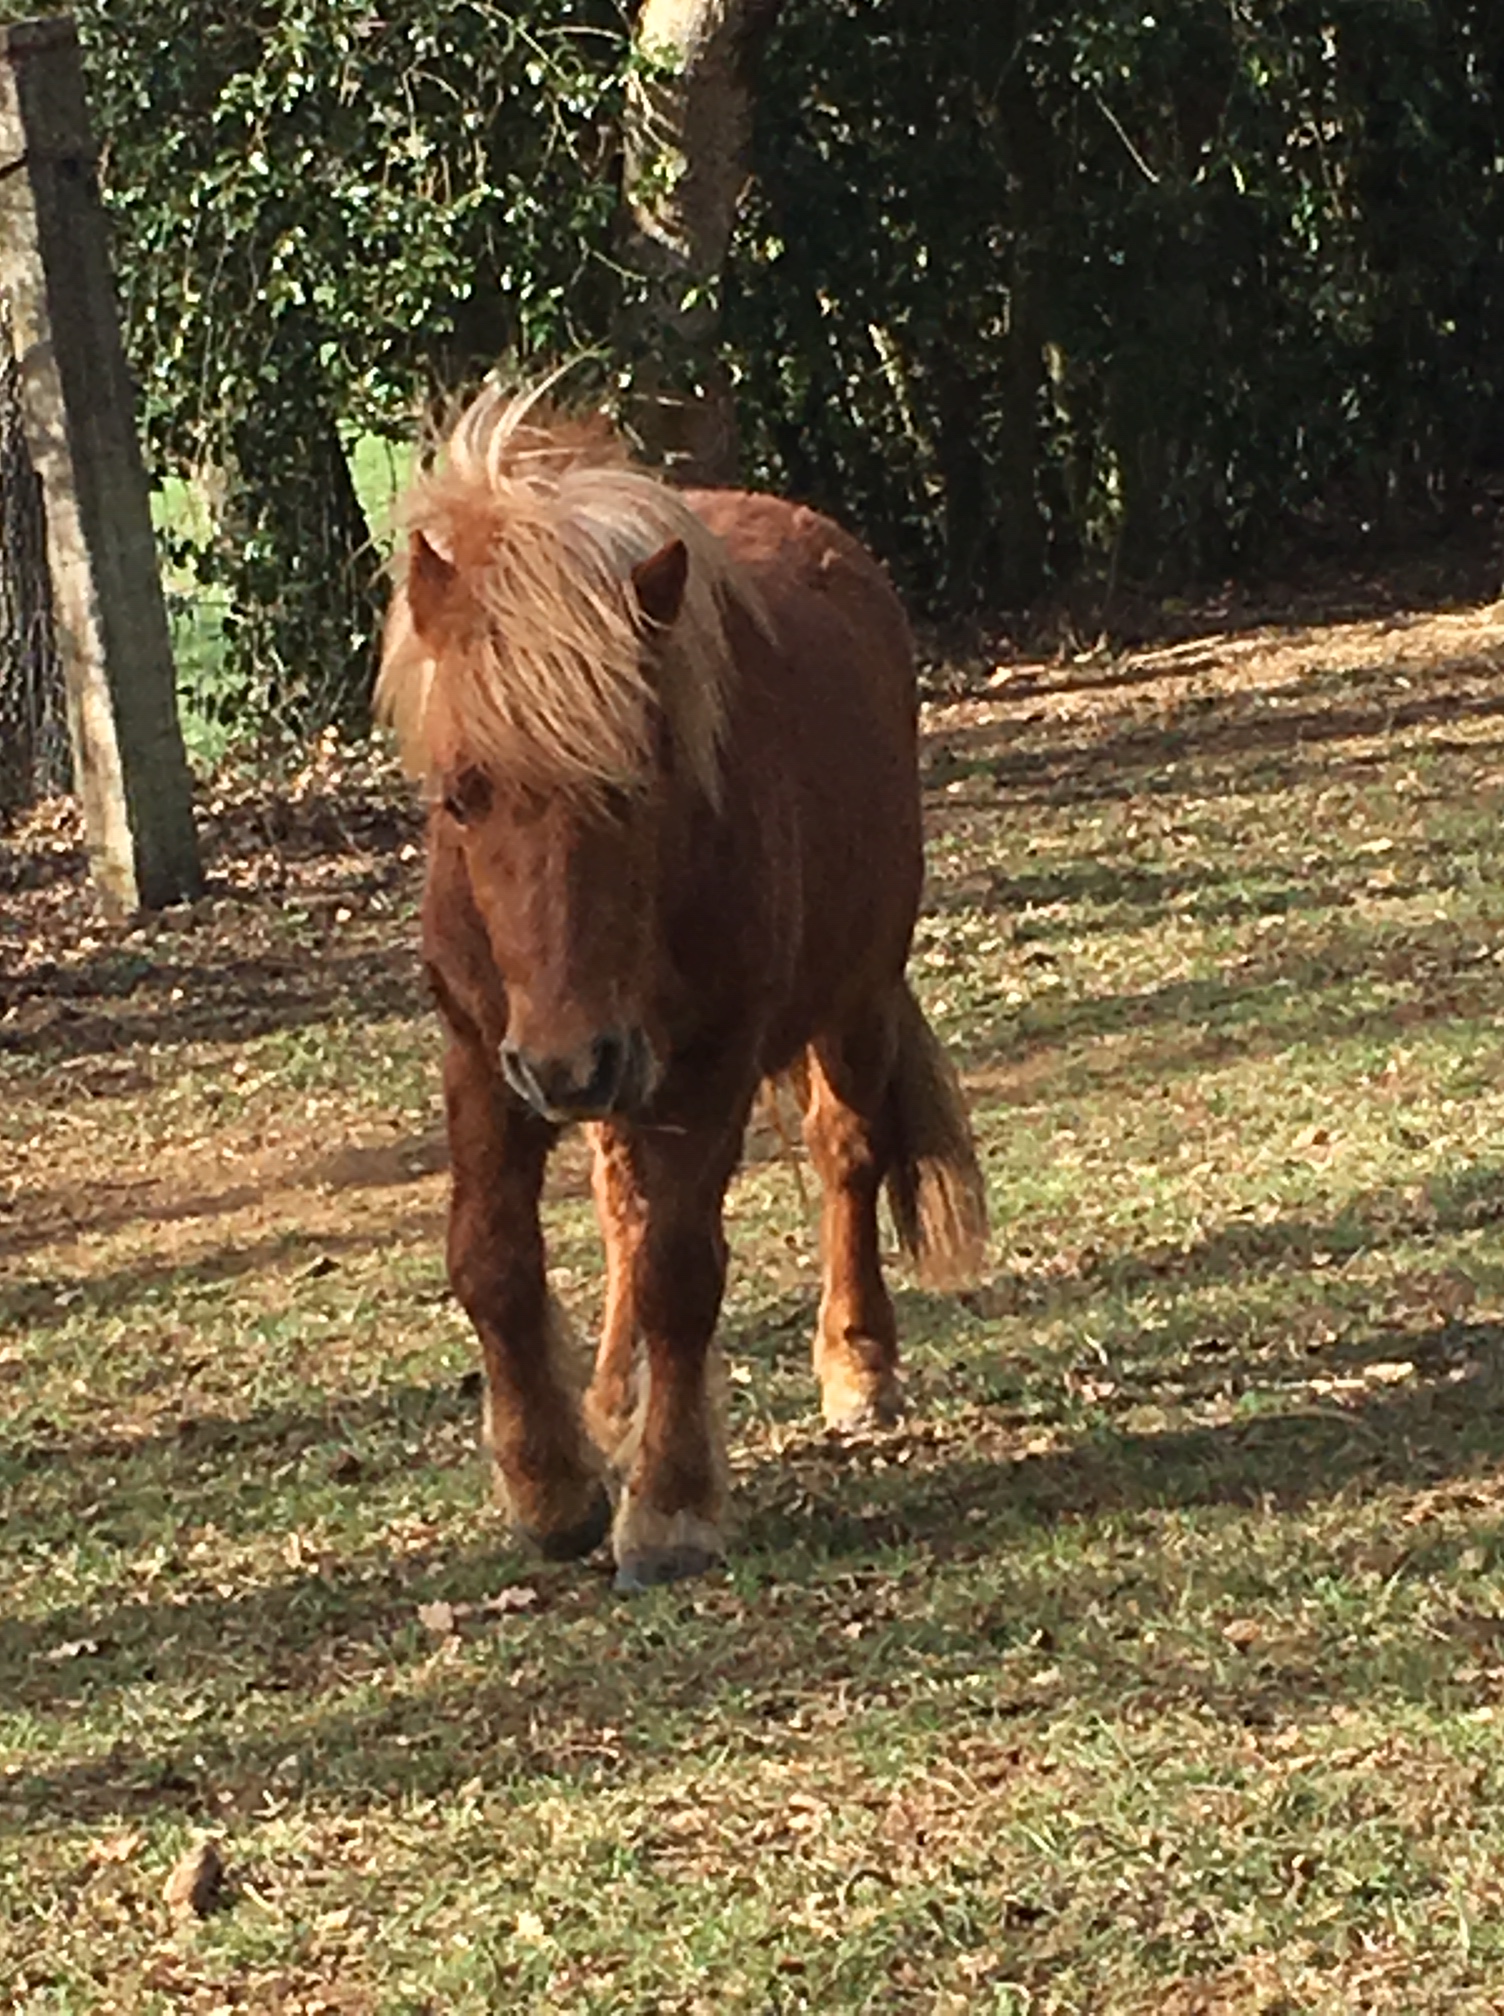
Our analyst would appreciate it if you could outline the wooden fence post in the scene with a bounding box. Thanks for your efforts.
[0,15,200,914]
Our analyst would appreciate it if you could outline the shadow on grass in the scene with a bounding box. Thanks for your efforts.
[1,1106,800,1270]
[945,911,1504,1094]
[923,649,1504,812]
[6,1325,1504,1828]
[0,1127,455,1269]
[0,943,425,1066]
[0,1216,444,1337]
[8,1315,1504,1685]
[2,1370,476,1491]
[1008,552,1504,673]
[14,1139,1490,1478]
[951,1161,1504,1322]
[928,852,1343,934]
[931,840,1492,940]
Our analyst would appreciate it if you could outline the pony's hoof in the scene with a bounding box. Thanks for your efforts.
[614,1545,722,1593]
[818,1352,903,1435]
[516,1484,612,1563]
[822,1388,904,1435]
[611,1499,725,1592]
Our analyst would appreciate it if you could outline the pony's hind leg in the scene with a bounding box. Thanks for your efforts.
[583,1124,644,1469]
[801,1006,904,1432]
[443,1036,611,1560]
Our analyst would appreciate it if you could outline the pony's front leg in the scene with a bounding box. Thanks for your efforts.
[444,1036,611,1560]
[609,1120,746,1591]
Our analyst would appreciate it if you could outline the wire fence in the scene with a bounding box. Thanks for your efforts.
[0,294,67,815]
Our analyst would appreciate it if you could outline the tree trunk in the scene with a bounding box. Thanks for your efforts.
[220,389,380,742]
[989,36,1052,606]
[0,294,65,812]
[618,0,784,484]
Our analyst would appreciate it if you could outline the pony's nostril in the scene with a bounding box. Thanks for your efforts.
[585,1033,627,1109]
[618,1028,656,1111]
[500,1043,545,1112]
[501,1035,636,1118]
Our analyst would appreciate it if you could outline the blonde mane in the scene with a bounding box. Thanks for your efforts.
[377,383,756,802]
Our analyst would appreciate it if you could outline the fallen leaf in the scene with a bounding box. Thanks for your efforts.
[1292,1124,1333,1153]
[1365,1360,1417,1385]
[418,1600,457,1637]
[46,1637,105,1663]
[481,1586,539,1617]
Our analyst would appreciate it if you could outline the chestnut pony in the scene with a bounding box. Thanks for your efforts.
[379,385,987,1589]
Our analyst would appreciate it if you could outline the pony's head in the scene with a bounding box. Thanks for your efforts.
[377,384,750,1122]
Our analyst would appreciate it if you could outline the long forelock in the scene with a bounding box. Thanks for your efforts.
[377,386,751,803]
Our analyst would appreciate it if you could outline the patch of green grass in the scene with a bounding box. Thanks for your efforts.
[349,431,414,540]
[8,601,1504,2008]
[152,433,415,770]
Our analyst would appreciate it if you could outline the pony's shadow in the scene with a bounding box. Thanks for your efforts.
[13,1158,1504,1819]
[8,1318,1504,1834]
[739,1315,1504,1556]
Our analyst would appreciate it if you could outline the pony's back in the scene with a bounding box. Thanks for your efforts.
[681,487,924,1073]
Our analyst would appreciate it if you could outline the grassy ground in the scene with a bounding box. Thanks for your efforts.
[6,564,1504,2010]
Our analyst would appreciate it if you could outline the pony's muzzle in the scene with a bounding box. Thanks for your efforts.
[500,1028,656,1121]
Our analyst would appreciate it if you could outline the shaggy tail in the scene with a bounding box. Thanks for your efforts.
[884,982,989,1288]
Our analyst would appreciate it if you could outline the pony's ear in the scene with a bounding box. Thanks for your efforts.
[631,538,689,629]
[406,530,459,642]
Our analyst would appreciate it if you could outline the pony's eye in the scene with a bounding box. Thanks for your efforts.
[440,767,492,824]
